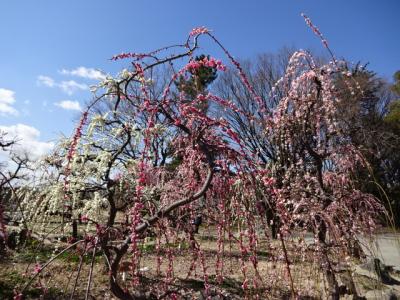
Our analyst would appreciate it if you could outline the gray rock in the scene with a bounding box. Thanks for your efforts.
[360,258,400,285]
[364,289,399,300]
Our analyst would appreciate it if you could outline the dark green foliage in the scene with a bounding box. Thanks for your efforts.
[175,54,218,100]
[386,72,400,130]
[391,71,400,96]
[384,101,400,128]
[337,68,400,226]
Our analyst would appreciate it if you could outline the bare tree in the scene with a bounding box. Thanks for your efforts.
[0,131,30,252]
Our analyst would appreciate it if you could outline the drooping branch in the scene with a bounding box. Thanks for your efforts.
[108,156,214,300]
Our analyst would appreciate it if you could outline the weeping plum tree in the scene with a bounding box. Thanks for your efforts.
[214,48,299,239]
[14,16,386,299]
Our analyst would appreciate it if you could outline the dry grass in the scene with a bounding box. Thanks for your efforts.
[1,226,399,299]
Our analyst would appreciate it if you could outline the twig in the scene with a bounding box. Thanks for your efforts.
[85,239,98,300]
[280,235,296,298]
[70,244,87,300]
[21,239,84,294]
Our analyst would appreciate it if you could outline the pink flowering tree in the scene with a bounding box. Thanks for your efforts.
[17,17,385,300]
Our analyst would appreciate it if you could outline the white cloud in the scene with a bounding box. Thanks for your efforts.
[37,76,88,95]
[0,89,15,103]
[0,88,19,116]
[58,80,88,95]
[37,75,55,87]
[60,67,106,81]
[0,124,54,160]
[55,100,82,111]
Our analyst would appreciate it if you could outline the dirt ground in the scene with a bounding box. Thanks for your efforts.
[1,228,400,299]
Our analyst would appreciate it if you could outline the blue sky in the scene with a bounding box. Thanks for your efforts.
[0,0,399,158]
